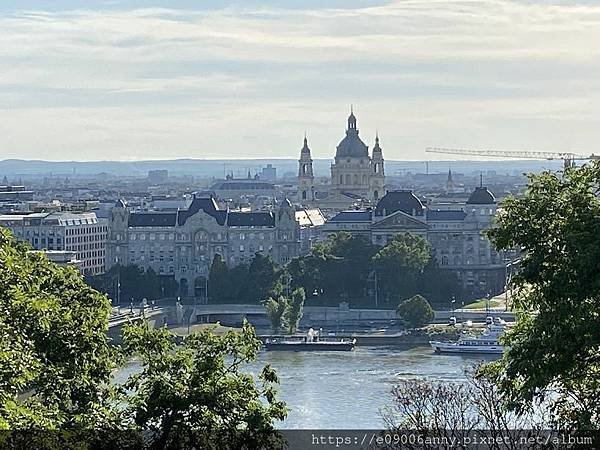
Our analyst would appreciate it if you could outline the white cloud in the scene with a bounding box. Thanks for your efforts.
[1,1,600,160]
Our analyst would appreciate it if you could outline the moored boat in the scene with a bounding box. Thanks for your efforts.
[429,320,507,355]
[264,328,356,351]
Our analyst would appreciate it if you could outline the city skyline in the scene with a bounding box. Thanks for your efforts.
[2,0,600,161]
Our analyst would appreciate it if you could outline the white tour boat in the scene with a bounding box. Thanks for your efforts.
[430,321,507,355]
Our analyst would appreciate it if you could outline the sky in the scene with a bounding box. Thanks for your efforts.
[2,0,600,161]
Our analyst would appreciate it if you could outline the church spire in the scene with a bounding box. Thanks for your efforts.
[446,166,455,193]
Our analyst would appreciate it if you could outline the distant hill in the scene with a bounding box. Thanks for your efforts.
[0,158,562,179]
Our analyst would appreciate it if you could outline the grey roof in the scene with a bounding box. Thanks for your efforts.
[467,187,496,205]
[210,180,275,190]
[335,113,369,158]
[375,190,425,217]
[129,212,176,227]
[426,210,467,221]
[177,196,226,226]
[127,196,277,228]
[227,212,275,227]
[129,196,226,228]
[329,210,373,223]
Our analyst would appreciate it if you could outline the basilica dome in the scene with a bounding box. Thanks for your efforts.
[335,111,369,159]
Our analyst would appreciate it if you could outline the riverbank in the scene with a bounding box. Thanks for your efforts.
[258,328,460,346]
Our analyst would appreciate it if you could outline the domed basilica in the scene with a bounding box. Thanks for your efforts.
[298,110,385,206]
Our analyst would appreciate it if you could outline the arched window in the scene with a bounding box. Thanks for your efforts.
[302,190,307,200]
[345,174,351,185]
[374,190,379,200]
[362,175,367,185]
[340,175,344,185]
[375,163,379,174]
[353,174,358,185]
[302,164,307,175]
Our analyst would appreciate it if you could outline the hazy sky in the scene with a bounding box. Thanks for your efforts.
[2,0,600,161]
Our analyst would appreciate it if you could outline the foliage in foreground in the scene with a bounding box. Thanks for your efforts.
[121,320,287,450]
[0,228,287,449]
[0,228,120,430]
[382,367,552,450]
[486,162,600,429]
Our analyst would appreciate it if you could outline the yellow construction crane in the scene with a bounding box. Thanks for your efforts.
[426,147,600,170]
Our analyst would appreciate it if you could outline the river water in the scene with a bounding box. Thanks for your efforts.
[117,345,498,429]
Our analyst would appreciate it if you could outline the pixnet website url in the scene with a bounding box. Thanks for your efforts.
[304,431,595,448]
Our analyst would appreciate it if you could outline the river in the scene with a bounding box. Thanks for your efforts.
[116,345,498,429]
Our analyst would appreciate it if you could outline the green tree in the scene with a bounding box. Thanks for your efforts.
[486,164,600,428]
[122,320,287,449]
[327,232,379,298]
[0,228,120,430]
[287,233,378,303]
[418,257,464,307]
[265,296,288,334]
[396,294,434,328]
[284,288,306,334]
[229,264,250,303]
[245,254,279,304]
[372,233,430,304]
[208,253,230,303]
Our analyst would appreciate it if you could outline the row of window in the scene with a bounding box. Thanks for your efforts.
[66,226,106,235]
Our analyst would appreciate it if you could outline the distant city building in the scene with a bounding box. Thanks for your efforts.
[260,164,277,182]
[0,185,34,203]
[147,169,169,184]
[106,195,324,297]
[297,110,385,208]
[0,211,107,275]
[209,174,276,201]
[142,195,192,211]
[31,250,83,271]
[322,188,510,297]
[294,207,326,253]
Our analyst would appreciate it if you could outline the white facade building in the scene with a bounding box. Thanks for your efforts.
[0,211,107,275]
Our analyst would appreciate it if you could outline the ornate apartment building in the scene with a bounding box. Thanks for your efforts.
[321,187,510,297]
[106,195,323,297]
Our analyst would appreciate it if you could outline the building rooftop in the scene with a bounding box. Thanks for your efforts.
[467,187,496,205]
[375,190,425,217]
[329,210,373,223]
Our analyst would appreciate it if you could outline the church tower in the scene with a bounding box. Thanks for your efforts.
[370,133,385,200]
[298,135,315,202]
[446,167,455,193]
[106,199,130,270]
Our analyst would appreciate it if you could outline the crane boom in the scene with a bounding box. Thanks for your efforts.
[425,147,599,169]
[426,147,590,160]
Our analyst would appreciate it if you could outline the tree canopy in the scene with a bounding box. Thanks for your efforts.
[208,253,280,304]
[0,228,119,430]
[372,234,431,304]
[486,163,600,428]
[0,228,288,447]
[122,320,287,449]
[396,294,435,328]
[288,232,460,308]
